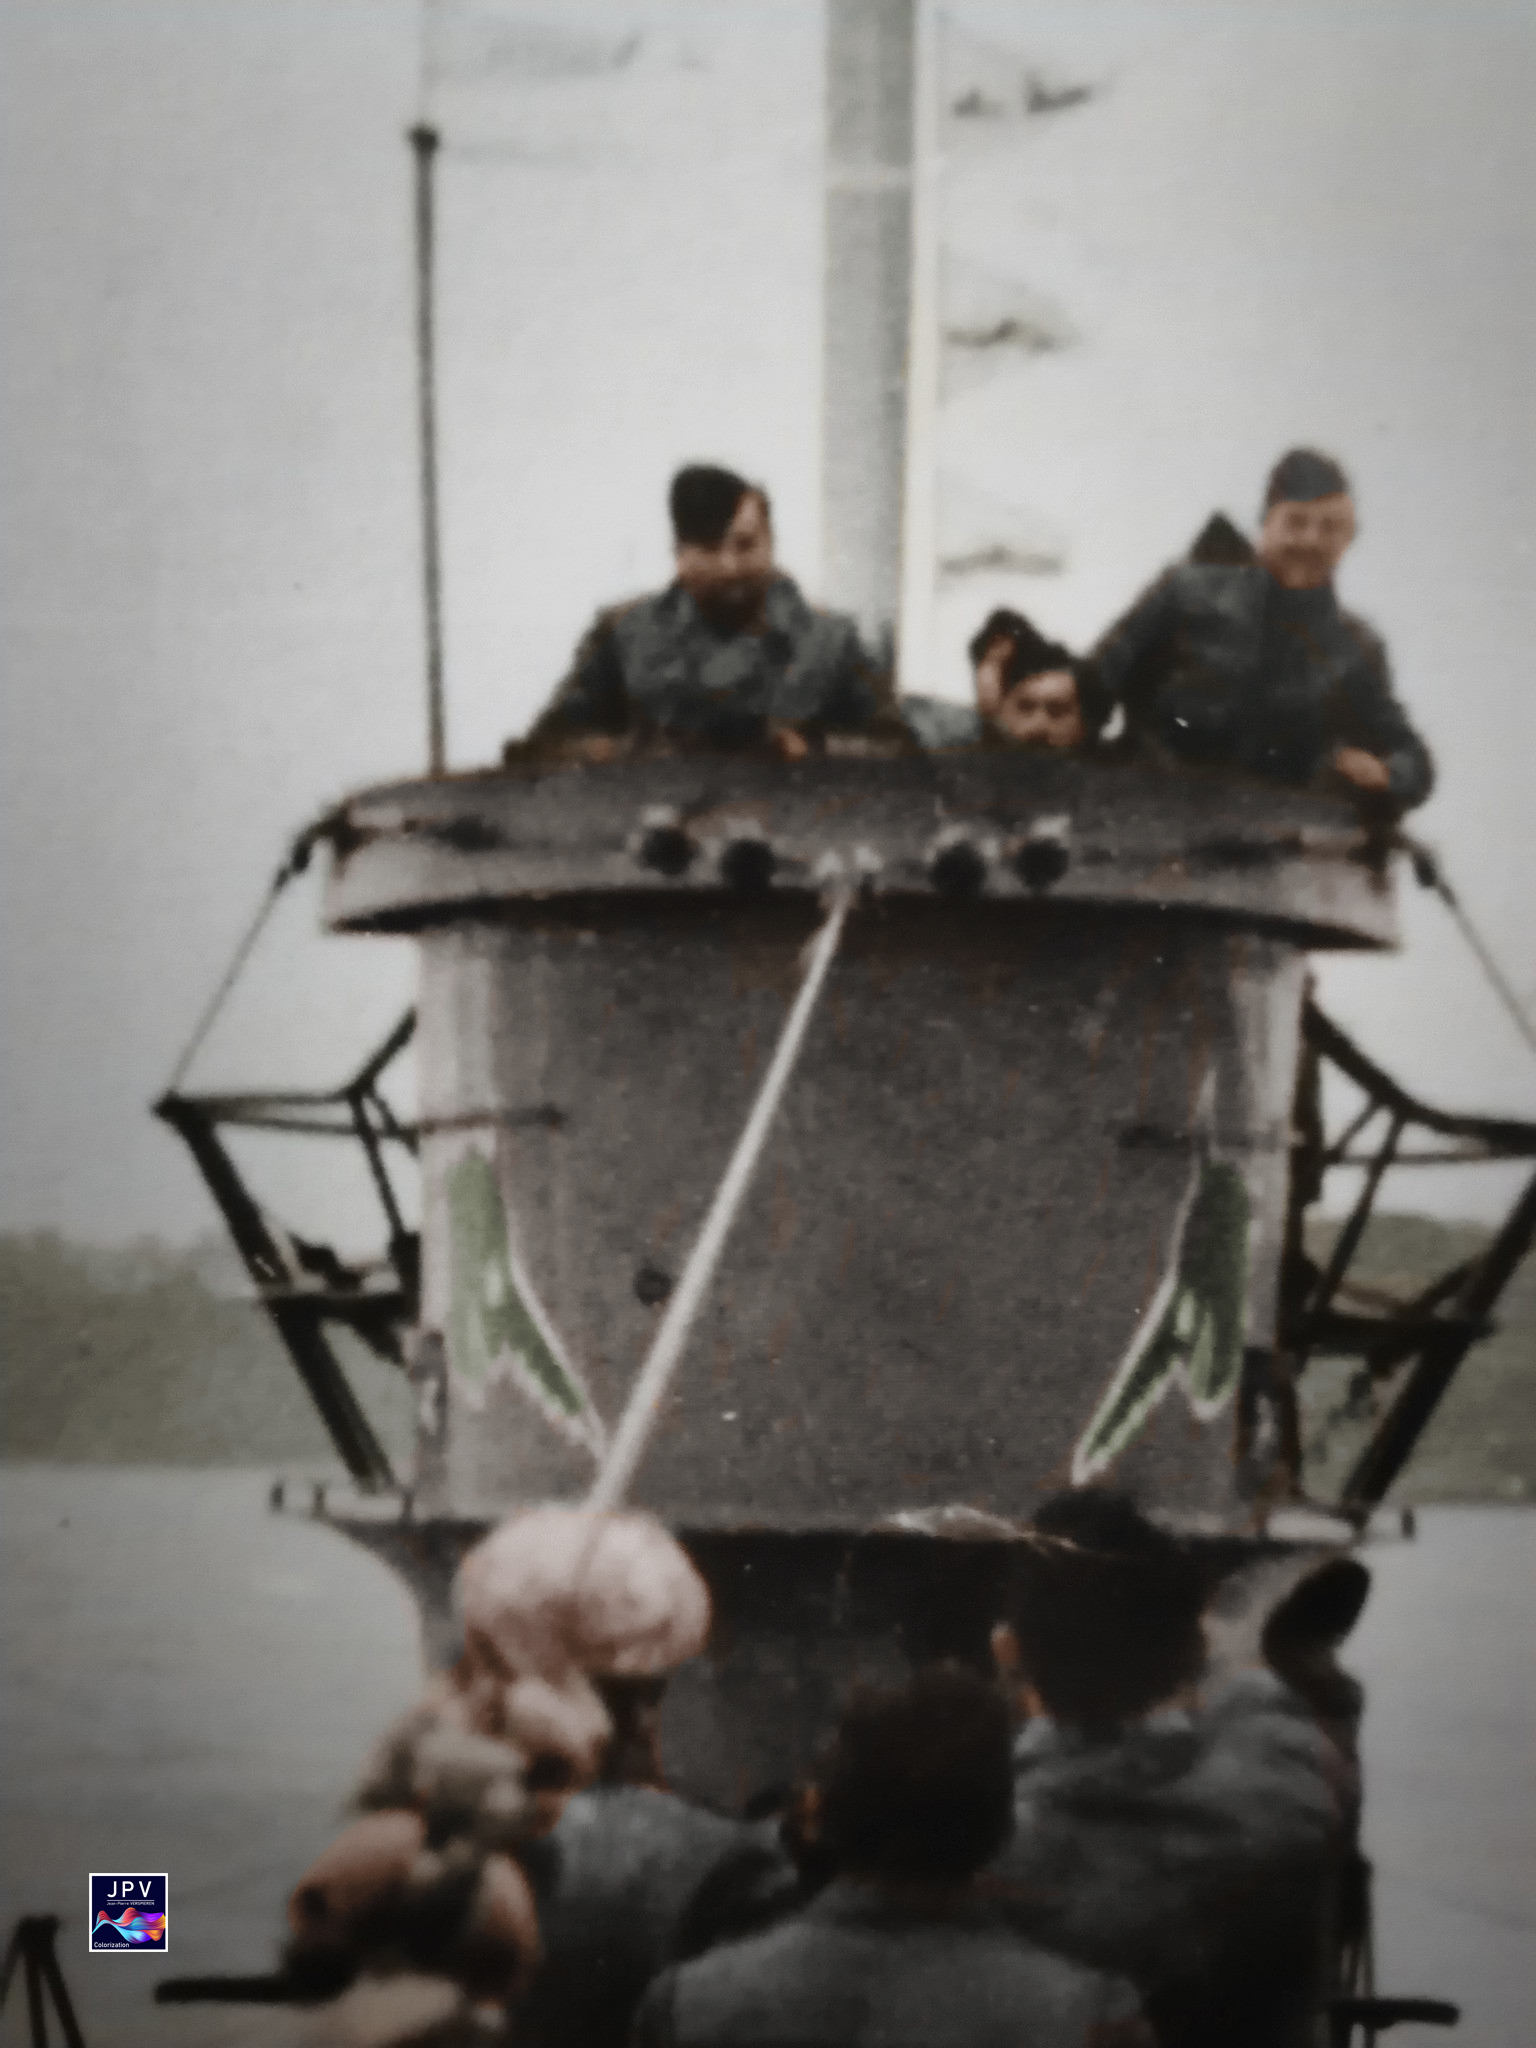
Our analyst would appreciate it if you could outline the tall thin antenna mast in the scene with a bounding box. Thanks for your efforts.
[821,0,917,671]
[410,122,447,775]
[899,1,939,694]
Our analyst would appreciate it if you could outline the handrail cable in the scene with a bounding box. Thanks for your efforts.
[161,826,330,1099]
[1404,836,1536,1061]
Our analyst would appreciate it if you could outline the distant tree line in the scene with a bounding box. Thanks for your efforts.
[0,1222,1529,1499]
[0,1231,411,1468]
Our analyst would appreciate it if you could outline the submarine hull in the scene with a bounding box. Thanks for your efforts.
[326,754,1394,1799]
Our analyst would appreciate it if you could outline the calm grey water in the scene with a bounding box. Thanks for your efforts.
[2,1469,1533,2048]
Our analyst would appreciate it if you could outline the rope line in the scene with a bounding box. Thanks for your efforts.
[588,885,855,1512]
[1406,840,1536,1061]
[162,869,293,1098]
[162,822,329,1097]
[1437,884,1536,1060]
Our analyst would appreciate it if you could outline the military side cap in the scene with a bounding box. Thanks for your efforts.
[1264,447,1351,508]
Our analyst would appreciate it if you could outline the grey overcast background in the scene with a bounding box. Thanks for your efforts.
[2,0,1534,1253]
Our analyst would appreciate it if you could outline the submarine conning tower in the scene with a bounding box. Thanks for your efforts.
[325,750,1395,1803]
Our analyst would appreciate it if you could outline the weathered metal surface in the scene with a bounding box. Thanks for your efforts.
[326,756,1398,950]
[407,892,1309,1526]
[322,760,1398,1521]
[319,756,1394,1802]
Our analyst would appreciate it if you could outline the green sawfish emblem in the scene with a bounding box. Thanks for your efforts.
[1073,1150,1250,1482]
[446,1147,605,1455]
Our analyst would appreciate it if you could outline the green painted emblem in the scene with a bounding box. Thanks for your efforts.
[445,1147,604,1455]
[1073,1151,1250,1482]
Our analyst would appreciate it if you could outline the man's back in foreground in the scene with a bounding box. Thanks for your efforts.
[634,1879,1139,2048]
[518,1782,792,2048]
[988,1491,1349,2048]
[634,1666,1145,2048]
[996,1672,1342,2046]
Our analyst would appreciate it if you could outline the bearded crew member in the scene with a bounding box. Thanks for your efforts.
[525,465,882,761]
[1080,449,1434,813]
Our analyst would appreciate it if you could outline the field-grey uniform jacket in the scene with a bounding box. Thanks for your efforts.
[988,1672,1347,2048]
[1083,562,1433,809]
[514,1786,795,2048]
[632,1879,1140,2048]
[533,577,880,749]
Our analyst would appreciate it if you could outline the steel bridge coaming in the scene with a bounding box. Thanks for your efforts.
[156,759,1535,1523]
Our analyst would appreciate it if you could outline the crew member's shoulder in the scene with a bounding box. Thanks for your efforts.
[901,695,981,751]
[556,1783,751,1864]
[663,1900,817,2005]
[1202,1666,1327,1735]
[767,575,861,642]
[588,587,679,637]
[1162,557,1266,605]
[1193,1670,1339,1793]
[1335,603,1390,669]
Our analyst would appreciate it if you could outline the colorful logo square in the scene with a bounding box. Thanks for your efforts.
[89,1874,167,1953]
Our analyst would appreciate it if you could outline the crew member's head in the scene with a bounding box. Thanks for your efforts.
[670,464,776,628]
[969,609,1033,717]
[994,663,1084,751]
[994,1488,1208,1731]
[1257,448,1357,591]
[816,1664,1015,1889]
[968,608,1083,748]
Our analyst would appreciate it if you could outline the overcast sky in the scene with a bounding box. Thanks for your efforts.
[3,0,1534,1249]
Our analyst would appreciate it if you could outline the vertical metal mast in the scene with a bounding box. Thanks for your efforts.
[821,0,917,669]
[410,122,447,775]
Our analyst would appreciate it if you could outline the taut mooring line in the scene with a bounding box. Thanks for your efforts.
[587,885,855,1512]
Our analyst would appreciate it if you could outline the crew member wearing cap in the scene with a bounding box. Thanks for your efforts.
[523,465,882,761]
[1080,450,1434,811]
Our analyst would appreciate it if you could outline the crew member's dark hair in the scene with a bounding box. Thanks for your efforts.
[818,1664,1014,1885]
[966,607,1073,688]
[669,465,768,548]
[1263,448,1351,511]
[1007,1488,1207,1728]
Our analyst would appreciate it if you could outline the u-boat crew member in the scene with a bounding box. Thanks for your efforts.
[525,465,882,761]
[1080,449,1434,811]
[988,1489,1351,2048]
[635,1666,1149,2048]
[901,607,1086,753]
